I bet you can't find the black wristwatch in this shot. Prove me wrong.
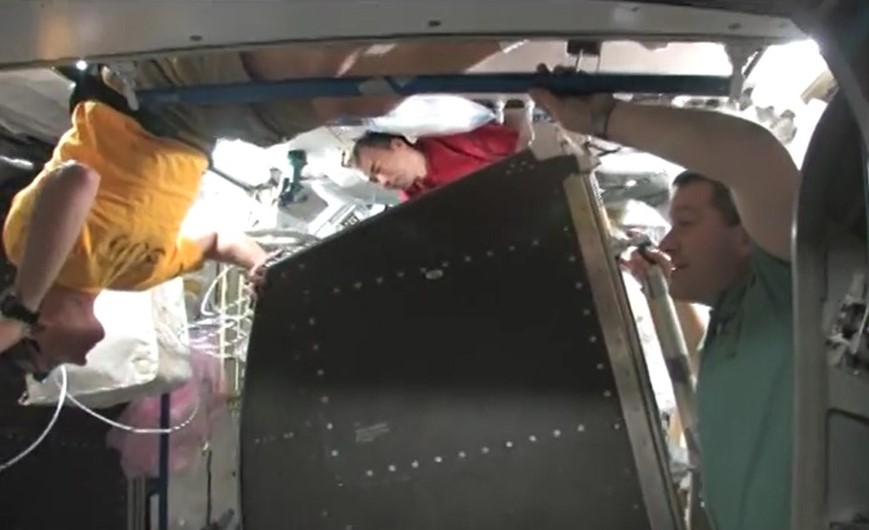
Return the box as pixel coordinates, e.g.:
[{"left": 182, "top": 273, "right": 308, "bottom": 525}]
[{"left": 0, "top": 290, "right": 40, "bottom": 326}]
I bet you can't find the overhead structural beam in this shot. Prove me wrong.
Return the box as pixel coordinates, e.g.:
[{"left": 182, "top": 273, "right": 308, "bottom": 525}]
[{"left": 136, "top": 72, "right": 731, "bottom": 106}]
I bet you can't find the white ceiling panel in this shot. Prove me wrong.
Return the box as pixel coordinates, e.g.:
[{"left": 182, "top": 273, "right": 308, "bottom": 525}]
[{"left": 0, "top": 1, "right": 803, "bottom": 68}]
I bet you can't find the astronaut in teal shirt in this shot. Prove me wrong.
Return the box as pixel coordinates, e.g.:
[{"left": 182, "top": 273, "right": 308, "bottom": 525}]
[
  {"left": 659, "top": 172, "right": 794, "bottom": 530},
  {"left": 531, "top": 84, "right": 800, "bottom": 530}
]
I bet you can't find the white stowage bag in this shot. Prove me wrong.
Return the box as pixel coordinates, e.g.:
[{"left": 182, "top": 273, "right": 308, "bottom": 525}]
[
  {"left": 365, "top": 95, "right": 496, "bottom": 140},
  {"left": 22, "top": 277, "right": 193, "bottom": 409}
]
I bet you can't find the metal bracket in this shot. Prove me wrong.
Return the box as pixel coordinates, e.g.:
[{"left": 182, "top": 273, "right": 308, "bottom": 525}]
[
  {"left": 826, "top": 272, "right": 869, "bottom": 371},
  {"left": 106, "top": 61, "right": 141, "bottom": 111},
  {"left": 529, "top": 122, "right": 600, "bottom": 172},
  {"left": 723, "top": 42, "right": 763, "bottom": 102},
  {"left": 565, "top": 40, "right": 603, "bottom": 72}
]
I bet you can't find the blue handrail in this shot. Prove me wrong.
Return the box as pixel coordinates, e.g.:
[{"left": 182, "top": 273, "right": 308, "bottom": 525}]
[{"left": 136, "top": 72, "right": 731, "bottom": 106}]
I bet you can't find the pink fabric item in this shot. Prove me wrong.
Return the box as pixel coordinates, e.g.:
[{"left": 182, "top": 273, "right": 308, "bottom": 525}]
[{"left": 106, "top": 335, "right": 228, "bottom": 479}]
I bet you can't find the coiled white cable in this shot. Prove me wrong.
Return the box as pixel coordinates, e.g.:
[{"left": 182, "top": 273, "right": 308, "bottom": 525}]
[
  {"left": 0, "top": 364, "right": 68, "bottom": 473},
  {"left": 0, "top": 247, "right": 280, "bottom": 473},
  {"left": 0, "top": 360, "right": 203, "bottom": 475},
  {"left": 0, "top": 230, "right": 307, "bottom": 470},
  {"left": 199, "top": 266, "right": 235, "bottom": 318},
  {"left": 64, "top": 390, "right": 201, "bottom": 435}
]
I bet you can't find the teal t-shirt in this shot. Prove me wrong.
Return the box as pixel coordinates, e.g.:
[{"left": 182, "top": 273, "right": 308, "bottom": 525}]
[{"left": 697, "top": 246, "right": 793, "bottom": 530}]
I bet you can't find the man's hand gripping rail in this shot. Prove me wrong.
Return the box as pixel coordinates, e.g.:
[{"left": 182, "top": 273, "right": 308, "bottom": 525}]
[{"left": 614, "top": 231, "right": 701, "bottom": 464}]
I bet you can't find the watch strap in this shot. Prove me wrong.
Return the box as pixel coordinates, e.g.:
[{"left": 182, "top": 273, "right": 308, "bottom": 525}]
[{"left": 0, "top": 290, "right": 39, "bottom": 326}]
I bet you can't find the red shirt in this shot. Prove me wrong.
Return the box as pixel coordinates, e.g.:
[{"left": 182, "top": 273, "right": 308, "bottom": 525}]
[{"left": 401, "top": 122, "right": 520, "bottom": 201}]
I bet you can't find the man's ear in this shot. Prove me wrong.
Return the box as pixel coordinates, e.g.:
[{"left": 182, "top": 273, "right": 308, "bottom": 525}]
[{"left": 390, "top": 138, "right": 406, "bottom": 150}]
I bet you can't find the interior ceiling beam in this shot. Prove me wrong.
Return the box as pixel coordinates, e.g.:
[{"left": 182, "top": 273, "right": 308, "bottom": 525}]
[
  {"left": 137, "top": 72, "right": 732, "bottom": 106},
  {"left": 0, "top": 1, "right": 804, "bottom": 69}
]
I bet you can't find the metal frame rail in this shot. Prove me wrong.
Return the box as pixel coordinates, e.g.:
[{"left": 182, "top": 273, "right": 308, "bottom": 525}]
[
  {"left": 792, "top": 2, "right": 869, "bottom": 529},
  {"left": 135, "top": 72, "right": 731, "bottom": 106}
]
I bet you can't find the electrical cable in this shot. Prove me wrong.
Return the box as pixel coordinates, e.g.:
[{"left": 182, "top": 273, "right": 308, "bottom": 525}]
[
  {"left": 0, "top": 356, "right": 202, "bottom": 476},
  {"left": 64, "top": 390, "right": 201, "bottom": 435},
  {"left": 0, "top": 232, "right": 313, "bottom": 472},
  {"left": 200, "top": 266, "right": 235, "bottom": 318},
  {"left": 0, "top": 364, "right": 67, "bottom": 473}
]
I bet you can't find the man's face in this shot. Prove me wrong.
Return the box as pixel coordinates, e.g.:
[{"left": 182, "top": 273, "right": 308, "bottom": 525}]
[
  {"left": 659, "top": 182, "right": 752, "bottom": 305},
  {"left": 355, "top": 140, "right": 428, "bottom": 190},
  {"left": 28, "top": 290, "right": 105, "bottom": 372}
]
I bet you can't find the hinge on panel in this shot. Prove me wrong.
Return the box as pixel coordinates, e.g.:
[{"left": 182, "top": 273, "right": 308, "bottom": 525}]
[{"left": 827, "top": 273, "right": 869, "bottom": 371}]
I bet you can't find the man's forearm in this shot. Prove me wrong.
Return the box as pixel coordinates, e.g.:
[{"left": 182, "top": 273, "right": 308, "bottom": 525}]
[
  {"left": 604, "top": 100, "right": 799, "bottom": 259},
  {"left": 504, "top": 106, "right": 534, "bottom": 151},
  {"left": 200, "top": 232, "right": 267, "bottom": 270},
  {"left": 315, "top": 40, "right": 506, "bottom": 122},
  {"left": 345, "top": 40, "right": 503, "bottom": 77},
  {"left": 14, "top": 163, "right": 99, "bottom": 310},
  {"left": 606, "top": 102, "right": 781, "bottom": 192}
]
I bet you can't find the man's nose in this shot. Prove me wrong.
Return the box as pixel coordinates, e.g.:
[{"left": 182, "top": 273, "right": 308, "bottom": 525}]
[
  {"left": 376, "top": 174, "right": 398, "bottom": 188},
  {"left": 659, "top": 230, "right": 677, "bottom": 253}
]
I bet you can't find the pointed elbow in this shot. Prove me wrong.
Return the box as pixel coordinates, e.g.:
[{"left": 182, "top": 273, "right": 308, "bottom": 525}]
[{"left": 50, "top": 162, "right": 100, "bottom": 200}]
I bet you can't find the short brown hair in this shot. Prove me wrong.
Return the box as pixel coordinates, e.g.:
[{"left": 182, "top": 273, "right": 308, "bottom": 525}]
[
  {"left": 672, "top": 170, "right": 741, "bottom": 226},
  {"left": 348, "top": 131, "right": 413, "bottom": 167}
]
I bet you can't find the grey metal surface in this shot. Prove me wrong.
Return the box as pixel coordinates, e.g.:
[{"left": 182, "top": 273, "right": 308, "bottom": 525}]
[
  {"left": 0, "top": 68, "right": 70, "bottom": 144},
  {"left": 638, "top": 267, "right": 705, "bottom": 530},
  {"left": 792, "top": 1, "right": 869, "bottom": 527},
  {"left": 562, "top": 163, "right": 682, "bottom": 530},
  {"left": 0, "top": 1, "right": 802, "bottom": 68},
  {"left": 240, "top": 150, "right": 679, "bottom": 530}
]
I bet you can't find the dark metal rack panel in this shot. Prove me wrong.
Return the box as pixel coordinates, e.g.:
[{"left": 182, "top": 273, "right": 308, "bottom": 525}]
[{"left": 241, "top": 151, "right": 677, "bottom": 530}]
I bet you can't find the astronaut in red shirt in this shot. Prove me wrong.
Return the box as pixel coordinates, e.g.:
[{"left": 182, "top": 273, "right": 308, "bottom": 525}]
[{"left": 349, "top": 104, "right": 533, "bottom": 201}]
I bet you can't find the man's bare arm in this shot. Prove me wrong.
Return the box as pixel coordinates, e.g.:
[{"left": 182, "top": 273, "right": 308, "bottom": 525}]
[
  {"left": 313, "top": 40, "right": 508, "bottom": 122},
  {"left": 14, "top": 163, "right": 99, "bottom": 311},
  {"left": 195, "top": 232, "right": 267, "bottom": 270},
  {"left": 243, "top": 42, "right": 368, "bottom": 82},
  {"left": 346, "top": 40, "right": 504, "bottom": 77},
  {"left": 606, "top": 103, "right": 799, "bottom": 261},
  {"left": 245, "top": 40, "right": 510, "bottom": 123},
  {"left": 531, "top": 88, "right": 800, "bottom": 261},
  {"left": 503, "top": 104, "right": 534, "bottom": 151}
]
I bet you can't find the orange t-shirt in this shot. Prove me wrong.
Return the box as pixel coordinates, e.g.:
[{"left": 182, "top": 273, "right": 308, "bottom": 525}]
[{"left": 3, "top": 101, "right": 209, "bottom": 293}]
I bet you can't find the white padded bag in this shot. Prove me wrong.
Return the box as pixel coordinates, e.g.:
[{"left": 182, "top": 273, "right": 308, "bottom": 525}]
[{"left": 22, "top": 277, "right": 193, "bottom": 409}]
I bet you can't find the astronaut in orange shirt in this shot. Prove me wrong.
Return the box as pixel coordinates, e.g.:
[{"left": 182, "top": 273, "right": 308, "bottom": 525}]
[{"left": 0, "top": 40, "right": 509, "bottom": 375}]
